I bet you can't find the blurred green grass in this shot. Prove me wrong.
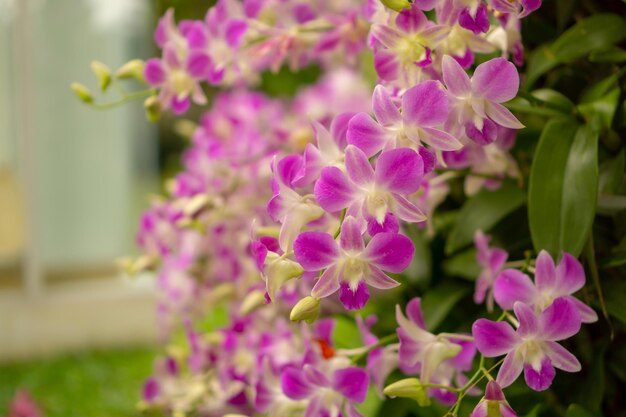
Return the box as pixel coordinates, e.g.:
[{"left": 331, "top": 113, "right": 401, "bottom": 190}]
[{"left": 0, "top": 348, "right": 155, "bottom": 417}]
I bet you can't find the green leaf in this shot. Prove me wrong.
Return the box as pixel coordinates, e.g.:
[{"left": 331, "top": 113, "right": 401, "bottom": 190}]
[
  {"left": 580, "top": 67, "right": 626, "bottom": 104},
  {"left": 421, "top": 282, "right": 469, "bottom": 330},
  {"left": 599, "top": 150, "right": 626, "bottom": 196},
  {"left": 446, "top": 181, "right": 526, "bottom": 254},
  {"left": 577, "top": 87, "right": 621, "bottom": 130},
  {"left": 589, "top": 47, "right": 626, "bottom": 63},
  {"left": 525, "top": 14, "right": 626, "bottom": 85},
  {"left": 566, "top": 404, "right": 599, "bottom": 417},
  {"left": 529, "top": 119, "right": 599, "bottom": 257},
  {"left": 332, "top": 315, "right": 362, "bottom": 349},
  {"left": 603, "top": 276, "right": 626, "bottom": 325},
  {"left": 442, "top": 248, "right": 480, "bottom": 281},
  {"left": 531, "top": 89, "right": 575, "bottom": 113},
  {"left": 578, "top": 348, "right": 606, "bottom": 412}
]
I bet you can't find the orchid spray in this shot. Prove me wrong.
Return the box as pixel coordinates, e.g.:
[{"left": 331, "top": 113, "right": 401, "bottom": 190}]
[{"left": 71, "top": 0, "right": 611, "bottom": 415}]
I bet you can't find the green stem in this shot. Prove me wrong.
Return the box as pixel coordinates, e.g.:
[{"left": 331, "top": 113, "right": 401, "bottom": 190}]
[
  {"left": 350, "top": 333, "right": 397, "bottom": 364},
  {"left": 333, "top": 209, "right": 347, "bottom": 239},
  {"left": 584, "top": 236, "right": 613, "bottom": 339},
  {"left": 87, "top": 89, "right": 153, "bottom": 110}
]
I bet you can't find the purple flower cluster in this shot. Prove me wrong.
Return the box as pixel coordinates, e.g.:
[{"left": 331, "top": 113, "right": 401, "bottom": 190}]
[{"left": 125, "top": 0, "right": 600, "bottom": 415}]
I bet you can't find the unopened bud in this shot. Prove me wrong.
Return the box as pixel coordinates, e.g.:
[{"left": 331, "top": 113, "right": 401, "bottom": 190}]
[
  {"left": 266, "top": 258, "right": 304, "bottom": 301},
  {"left": 70, "top": 82, "right": 93, "bottom": 103},
  {"left": 116, "top": 59, "right": 145, "bottom": 83},
  {"left": 144, "top": 95, "right": 161, "bottom": 122},
  {"left": 383, "top": 378, "right": 430, "bottom": 407},
  {"left": 380, "top": 0, "right": 413, "bottom": 12},
  {"left": 239, "top": 290, "right": 267, "bottom": 315},
  {"left": 290, "top": 296, "right": 320, "bottom": 323},
  {"left": 90, "top": 61, "right": 111, "bottom": 91}
]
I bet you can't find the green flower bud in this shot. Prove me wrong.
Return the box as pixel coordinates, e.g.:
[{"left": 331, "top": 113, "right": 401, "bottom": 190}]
[
  {"left": 239, "top": 290, "right": 267, "bottom": 315},
  {"left": 383, "top": 378, "right": 430, "bottom": 407},
  {"left": 70, "top": 82, "right": 94, "bottom": 103},
  {"left": 90, "top": 61, "right": 111, "bottom": 91},
  {"left": 380, "top": 0, "right": 413, "bottom": 12},
  {"left": 144, "top": 96, "right": 161, "bottom": 122},
  {"left": 115, "top": 59, "right": 145, "bottom": 83},
  {"left": 290, "top": 296, "right": 320, "bottom": 323}
]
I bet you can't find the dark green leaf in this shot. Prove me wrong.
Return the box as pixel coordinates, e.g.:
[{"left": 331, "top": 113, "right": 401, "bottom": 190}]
[
  {"left": 566, "top": 404, "right": 599, "bottom": 417},
  {"left": 577, "top": 87, "right": 621, "bottom": 130},
  {"left": 589, "top": 47, "right": 626, "bottom": 63},
  {"left": 421, "top": 282, "right": 469, "bottom": 330},
  {"left": 551, "top": 14, "right": 626, "bottom": 62},
  {"left": 578, "top": 348, "right": 606, "bottom": 412},
  {"left": 442, "top": 248, "right": 480, "bottom": 281},
  {"left": 531, "top": 89, "right": 575, "bottom": 113},
  {"left": 446, "top": 181, "right": 526, "bottom": 254},
  {"left": 580, "top": 67, "right": 626, "bottom": 104},
  {"left": 603, "top": 276, "right": 626, "bottom": 325},
  {"left": 599, "top": 150, "right": 625, "bottom": 195},
  {"left": 526, "top": 46, "right": 559, "bottom": 86},
  {"left": 528, "top": 119, "right": 599, "bottom": 257}
]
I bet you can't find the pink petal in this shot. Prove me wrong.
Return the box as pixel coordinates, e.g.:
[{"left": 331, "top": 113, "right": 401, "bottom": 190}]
[
  {"left": 370, "top": 24, "right": 401, "bottom": 48},
  {"left": 340, "top": 216, "right": 365, "bottom": 252},
  {"left": 345, "top": 145, "right": 375, "bottom": 186},
  {"left": 513, "top": 302, "right": 539, "bottom": 337},
  {"left": 493, "top": 269, "right": 536, "bottom": 310},
  {"left": 534, "top": 250, "right": 557, "bottom": 290},
  {"left": 339, "top": 281, "right": 370, "bottom": 310},
  {"left": 402, "top": 80, "right": 449, "bottom": 127},
  {"left": 485, "top": 102, "right": 525, "bottom": 129},
  {"left": 314, "top": 167, "right": 355, "bottom": 212},
  {"left": 303, "top": 364, "right": 331, "bottom": 386},
  {"left": 225, "top": 20, "right": 248, "bottom": 47},
  {"left": 144, "top": 59, "right": 166, "bottom": 85},
  {"left": 523, "top": 358, "right": 555, "bottom": 391},
  {"left": 544, "top": 341, "right": 581, "bottom": 372},
  {"left": 365, "top": 266, "right": 401, "bottom": 289},
  {"left": 392, "top": 194, "right": 427, "bottom": 223},
  {"left": 555, "top": 253, "right": 585, "bottom": 294},
  {"left": 395, "top": 5, "right": 428, "bottom": 33},
  {"left": 171, "top": 96, "right": 190, "bottom": 114},
  {"left": 405, "top": 298, "right": 427, "bottom": 329},
  {"left": 347, "top": 113, "right": 390, "bottom": 158},
  {"left": 472, "top": 58, "right": 520, "bottom": 103},
  {"left": 568, "top": 296, "right": 598, "bottom": 323},
  {"left": 442, "top": 55, "right": 471, "bottom": 97},
  {"left": 489, "top": 248, "right": 509, "bottom": 273},
  {"left": 420, "top": 127, "right": 463, "bottom": 151},
  {"left": 294, "top": 232, "right": 339, "bottom": 270},
  {"left": 472, "top": 319, "right": 518, "bottom": 357},
  {"left": 539, "top": 297, "right": 581, "bottom": 341},
  {"left": 496, "top": 350, "right": 524, "bottom": 388},
  {"left": 311, "top": 265, "right": 340, "bottom": 298},
  {"left": 330, "top": 112, "right": 355, "bottom": 149},
  {"left": 367, "top": 213, "right": 400, "bottom": 236},
  {"left": 465, "top": 118, "right": 498, "bottom": 145},
  {"left": 374, "top": 50, "right": 400, "bottom": 81},
  {"left": 332, "top": 367, "right": 369, "bottom": 403},
  {"left": 281, "top": 367, "right": 312, "bottom": 400},
  {"left": 373, "top": 85, "right": 401, "bottom": 127},
  {"left": 364, "top": 232, "right": 415, "bottom": 273},
  {"left": 375, "top": 148, "right": 423, "bottom": 194},
  {"left": 186, "top": 51, "right": 211, "bottom": 78}
]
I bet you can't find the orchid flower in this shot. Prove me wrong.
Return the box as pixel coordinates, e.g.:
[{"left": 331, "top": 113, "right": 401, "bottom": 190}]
[
  {"left": 494, "top": 250, "right": 598, "bottom": 323},
  {"left": 314, "top": 145, "right": 426, "bottom": 225},
  {"left": 490, "top": 0, "right": 542, "bottom": 18},
  {"left": 442, "top": 55, "right": 524, "bottom": 145},
  {"left": 470, "top": 381, "right": 517, "bottom": 417},
  {"left": 294, "top": 216, "right": 414, "bottom": 310},
  {"left": 347, "top": 81, "right": 462, "bottom": 156},
  {"left": 455, "top": 0, "right": 490, "bottom": 34},
  {"left": 473, "top": 298, "right": 582, "bottom": 391},
  {"left": 395, "top": 298, "right": 473, "bottom": 390},
  {"left": 371, "top": 4, "right": 450, "bottom": 85},
  {"left": 293, "top": 121, "right": 346, "bottom": 187},
  {"left": 474, "top": 230, "right": 508, "bottom": 311}
]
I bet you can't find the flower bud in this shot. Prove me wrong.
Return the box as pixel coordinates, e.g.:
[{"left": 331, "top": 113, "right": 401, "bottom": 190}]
[
  {"left": 90, "top": 61, "right": 111, "bottom": 91},
  {"left": 115, "top": 59, "right": 145, "bottom": 83},
  {"left": 70, "top": 83, "right": 93, "bottom": 103},
  {"left": 290, "top": 296, "right": 320, "bottom": 323},
  {"left": 265, "top": 258, "right": 304, "bottom": 302},
  {"left": 380, "top": 0, "right": 413, "bottom": 12},
  {"left": 144, "top": 96, "right": 161, "bottom": 122},
  {"left": 239, "top": 290, "right": 267, "bottom": 315},
  {"left": 383, "top": 378, "right": 430, "bottom": 407}
]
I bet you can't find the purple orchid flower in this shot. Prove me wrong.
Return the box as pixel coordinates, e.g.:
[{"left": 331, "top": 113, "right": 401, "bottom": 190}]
[
  {"left": 293, "top": 120, "right": 346, "bottom": 188},
  {"left": 493, "top": 250, "right": 598, "bottom": 323},
  {"left": 470, "top": 381, "right": 517, "bottom": 417},
  {"left": 474, "top": 230, "right": 508, "bottom": 311},
  {"left": 294, "top": 216, "right": 414, "bottom": 310},
  {"left": 347, "top": 82, "right": 462, "bottom": 156},
  {"left": 456, "top": 0, "right": 490, "bottom": 34},
  {"left": 370, "top": 4, "right": 450, "bottom": 84},
  {"left": 281, "top": 363, "right": 369, "bottom": 417},
  {"left": 144, "top": 45, "right": 212, "bottom": 114},
  {"left": 473, "top": 298, "right": 582, "bottom": 391},
  {"left": 356, "top": 315, "right": 399, "bottom": 395},
  {"left": 396, "top": 298, "right": 475, "bottom": 391},
  {"left": 490, "top": 0, "right": 542, "bottom": 18},
  {"left": 314, "top": 145, "right": 426, "bottom": 225},
  {"left": 442, "top": 55, "right": 524, "bottom": 145}
]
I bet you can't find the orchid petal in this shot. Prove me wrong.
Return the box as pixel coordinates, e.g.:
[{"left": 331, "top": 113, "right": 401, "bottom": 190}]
[
  {"left": 485, "top": 102, "right": 525, "bottom": 129},
  {"left": 315, "top": 167, "right": 355, "bottom": 212},
  {"left": 442, "top": 55, "right": 471, "bottom": 97},
  {"left": 375, "top": 148, "right": 423, "bottom": 194},
  {"left": 345, "top": 145, "right": 375, "bottom": 186},
  {"left": 472, "top": 319, "right": 518, "bottom": 357},
  {"left": 496, "top": 350, "right": 524, "bottom": 388},
  {"left": 366, "top": 265, "right": 401, "bottom": 289},
  {"left": 364, "top": 232, "right": 414, "bottom": 273},
  {"left": 311, "top": 265, "right": 340, "bottom": 298},
  {"left": 493, "top": 269, "right": 536, "bottom": 310},
  {"left": 347, "top": 113, "right": 390, "bottom": 157},
  {"left": 294, "top": 232, "right": 339, "bottom": 270},
  {"left": 544, "top": 341, "right": 581, "bottom": 372},
  {"left": 472, "top": 58, "right": 519, "bottom": 103},
  {"left": 373, "top": 85, "right": 401, "bottom": 127},
  {"left": 402, "top": 80, "right": 449, "bottom": 127},
  {"left": 539, "top": 297, "right": 581, "bottom": 341}
]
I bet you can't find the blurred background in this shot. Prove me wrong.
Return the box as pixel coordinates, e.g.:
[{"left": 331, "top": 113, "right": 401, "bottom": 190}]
[{"left": 0, "top": 0, "right": 205, "bottom": 415}]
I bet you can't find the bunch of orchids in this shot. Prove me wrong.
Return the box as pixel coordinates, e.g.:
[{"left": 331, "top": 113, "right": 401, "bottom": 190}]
[{"left": 73, "top": 0, "right": 607, "bottom": 416}]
